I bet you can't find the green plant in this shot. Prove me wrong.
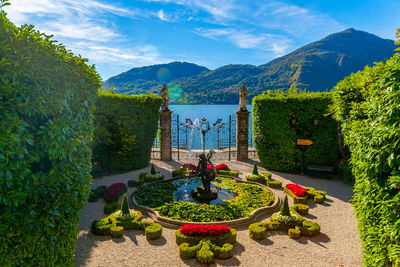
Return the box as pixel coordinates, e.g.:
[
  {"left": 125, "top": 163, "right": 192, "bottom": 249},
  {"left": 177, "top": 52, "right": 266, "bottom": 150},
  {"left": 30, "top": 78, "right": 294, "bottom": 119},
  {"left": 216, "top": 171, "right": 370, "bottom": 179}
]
[
  {"left": 172, "top": 169, "right": 184, "bottom": 177},
  {"left": 110, "top": 226, "right": 124, "bottom": 238},
  {"left": 288, "top": 227, "right": 301, "bottom": 239},
  {"left": 0, "top": 11, "right": 101, "bottom": 266},
  {"left": 121, "top": 194, "right": 130, "bottom": 215},
  {"left": 150, "top": 164, "right": 156, "bottom": 175},
  {"left": 104, "top": 202, "right": 121, "bottom": 214},
  {"left": 252, "top": 91, "right": 341, "bottom": 172},
  {"left": 252, "top": 163, "right": 259, "bottom": 175},
  {"left": 248, "top": 222, "right": 267, "bottom": 240},
  {"left": 128, "top": 179, "right": 144, "bottom": 187},
  {"left": 216, "top": 170, "right": 239, "bottom": 177},
  {"left": 145, "top": 223, "right": 163, "bottom": 239},
  {"left": 178, "top": 239, "right": 234, "bottom": 264},
  {"left": 280, "top": 196, "right": 291, "bottom": 216},
  {"left": 291, "top": 204, "right": 309, "bottom": 215},
  {"left": 93, "top": 92, "right": 161, "bottom": 174}
]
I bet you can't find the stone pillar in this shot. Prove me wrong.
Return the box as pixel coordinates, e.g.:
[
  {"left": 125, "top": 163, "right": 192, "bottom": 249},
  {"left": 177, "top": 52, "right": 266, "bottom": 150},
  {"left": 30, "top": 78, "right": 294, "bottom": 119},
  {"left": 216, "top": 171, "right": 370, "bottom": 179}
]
[
  {"left": 160, "top": 110, "right": 172, "bottom": 161},
  {"left": 236, "top": 109, "right": 250, "bottom": 161}
]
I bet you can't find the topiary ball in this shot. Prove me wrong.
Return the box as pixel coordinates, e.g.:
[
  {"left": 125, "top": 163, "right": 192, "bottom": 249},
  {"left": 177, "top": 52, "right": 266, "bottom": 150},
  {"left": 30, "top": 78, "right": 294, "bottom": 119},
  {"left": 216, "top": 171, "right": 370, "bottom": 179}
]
[
  {"left": 110, "top": 226, "right": 124, "bottom": 238},
  {"left": 145, "top": 223, "right": 163, "bottom": 239},
  {"left": 288, "top": 228, "right": 301, "bottom": 239},
  {"left": 314, "top": 195, "right": 325, "bottom": 203}
]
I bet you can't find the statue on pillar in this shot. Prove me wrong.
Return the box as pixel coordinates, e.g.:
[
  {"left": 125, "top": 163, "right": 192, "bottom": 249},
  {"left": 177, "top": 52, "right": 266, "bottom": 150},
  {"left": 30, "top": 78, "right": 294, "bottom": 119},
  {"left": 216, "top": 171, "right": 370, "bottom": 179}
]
[
  {"left": 160, "top": 84, "right": 169, "bottom": 111},
  {"left": 239, "top": 84, "right": 248, "bottom": 111}
]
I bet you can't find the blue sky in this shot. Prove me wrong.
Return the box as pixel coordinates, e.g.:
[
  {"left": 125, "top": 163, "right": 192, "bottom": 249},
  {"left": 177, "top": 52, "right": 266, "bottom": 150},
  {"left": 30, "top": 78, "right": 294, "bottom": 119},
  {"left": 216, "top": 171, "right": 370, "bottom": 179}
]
[{"left": 5, "top": 0, "right": 400, "bottom": 80}]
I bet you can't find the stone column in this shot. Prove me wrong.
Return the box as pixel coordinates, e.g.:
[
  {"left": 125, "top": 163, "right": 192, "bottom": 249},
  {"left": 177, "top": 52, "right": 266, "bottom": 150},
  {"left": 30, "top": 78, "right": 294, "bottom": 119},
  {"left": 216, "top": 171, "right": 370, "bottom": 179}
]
[
  {"left": 236, "top": 109, "right": 250, "bottom": 161},
  {"left": 160, "top": 110, "right": 172, "bottom": 161}
]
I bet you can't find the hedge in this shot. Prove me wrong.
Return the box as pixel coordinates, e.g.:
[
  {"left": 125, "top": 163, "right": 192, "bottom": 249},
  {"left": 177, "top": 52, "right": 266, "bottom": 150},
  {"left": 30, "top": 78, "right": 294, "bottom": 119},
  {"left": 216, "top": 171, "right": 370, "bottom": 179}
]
[
  {"left": 93, "top": 92, "right": 161, "bottom": 174},
  {"left": 0, "top": 10, "right": 101, "bottom": 266},
  {"left": 252, "top": 90, "right": 341, "bottom": 172},
  {"left": 332, "top": 52, "right": 400, "bottom": 266}
]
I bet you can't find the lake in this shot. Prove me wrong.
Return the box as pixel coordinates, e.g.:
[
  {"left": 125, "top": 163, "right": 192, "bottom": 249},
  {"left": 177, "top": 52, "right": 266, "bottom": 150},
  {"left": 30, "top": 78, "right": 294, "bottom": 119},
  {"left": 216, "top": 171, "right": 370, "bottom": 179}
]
[{"left": 164, "top": 104, "right": 253, "bottom": 150}]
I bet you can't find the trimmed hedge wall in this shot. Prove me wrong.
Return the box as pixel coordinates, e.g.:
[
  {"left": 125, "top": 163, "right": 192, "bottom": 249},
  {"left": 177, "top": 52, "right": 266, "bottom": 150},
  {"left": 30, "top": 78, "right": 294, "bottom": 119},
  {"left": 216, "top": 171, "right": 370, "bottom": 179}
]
[
  {"left": 332, "top": 52, "right": 400, "bottom": 266},
  {"left": 0, "top": 12, "right": 101, "bottom": 266},
  {"left": 93, "top": 92, "right": 161, "bottom": 174},
  {"left": 252, "top": 91, "right": 341, "bottom": 172}
]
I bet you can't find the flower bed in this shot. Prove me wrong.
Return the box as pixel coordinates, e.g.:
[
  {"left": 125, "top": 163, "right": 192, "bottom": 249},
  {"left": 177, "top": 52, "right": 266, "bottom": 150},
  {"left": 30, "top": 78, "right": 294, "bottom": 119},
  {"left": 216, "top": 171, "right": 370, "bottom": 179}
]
[
  {"left": 286, "top": 184, "right": 307, "bottom": 197},
  {"left": 176, "top": 224, "right": 236, "bottom": 263},
  {"left": 181, "top": 163, "right": 197, "bottom": 171},
  {"left": 215, "top": 164, "right": 229, "bottom": 171},
  {"left": 134, "top": 177, "right": 274, "bottom": 222},
  {"left": 180, "top": 224, "right": 231, "bottom": 237},
  {"left": 104, "top": 183, "right": 127, "bottom": 203}
]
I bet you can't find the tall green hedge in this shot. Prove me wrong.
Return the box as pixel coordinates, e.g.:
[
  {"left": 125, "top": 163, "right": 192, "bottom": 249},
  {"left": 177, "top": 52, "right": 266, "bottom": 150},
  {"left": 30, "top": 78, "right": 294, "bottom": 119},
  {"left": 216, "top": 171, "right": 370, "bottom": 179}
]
[
  {"left": 332, "top": 52, "right": 400, "bottom": 266},
  {"left": 93, "top": 92, "right": 161, "bottom": 174},
  {"left": 0, "top": 12, "right": 101, "bottom": 266},
  {"left": 252, "top": 90, "right": 341, "bottom": 172}
]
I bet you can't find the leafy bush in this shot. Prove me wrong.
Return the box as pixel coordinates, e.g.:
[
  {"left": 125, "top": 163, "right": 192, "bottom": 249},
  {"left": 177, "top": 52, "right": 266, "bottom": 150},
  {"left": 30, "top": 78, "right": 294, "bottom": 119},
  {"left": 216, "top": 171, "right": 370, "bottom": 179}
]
[
  {"left": 104, "top": 202, "right": 121, "bottom": 215},
  {"left": 332, "top": 52, "right": 400, "bottom": 266},
  {"left": 216, "top": 170, "right": 239, "bottom": 177},
  {"left": 0, "top": 10, "right": 101, "bottom": 266},
  {"left": 128, "top": 179, "right": 144, "bottom": 187},
  {"left": 93, "top": 92, "right": 161, "bottom": 174},
  {"left": 104, "top": 183, "right": 127, "bottom": 203},
  {"left": 252, "top": 90, "right": 341, "bottom": 172}
]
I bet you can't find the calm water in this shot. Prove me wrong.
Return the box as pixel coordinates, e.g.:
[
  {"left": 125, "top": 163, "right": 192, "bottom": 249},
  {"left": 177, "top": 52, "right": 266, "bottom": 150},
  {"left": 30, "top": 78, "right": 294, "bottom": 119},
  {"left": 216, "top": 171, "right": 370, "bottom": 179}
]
[
  {"left": 172, "top": 177, "right": 236, "bottom": 205},
  {"left": 167, "top": 104, "right": 253, "bottom": 149}
]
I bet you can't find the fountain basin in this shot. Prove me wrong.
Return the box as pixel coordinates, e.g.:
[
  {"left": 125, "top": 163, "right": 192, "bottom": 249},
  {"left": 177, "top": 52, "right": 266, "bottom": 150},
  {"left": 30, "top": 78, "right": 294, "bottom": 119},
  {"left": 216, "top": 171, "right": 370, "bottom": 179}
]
[{"left": 131, "top": 175, "right": 281, "bottom": 229}]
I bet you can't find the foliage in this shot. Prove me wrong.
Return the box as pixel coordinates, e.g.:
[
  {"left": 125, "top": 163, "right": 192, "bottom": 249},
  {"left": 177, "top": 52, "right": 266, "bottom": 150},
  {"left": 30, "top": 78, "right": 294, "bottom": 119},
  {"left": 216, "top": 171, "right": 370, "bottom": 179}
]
[
  {"left": 150, "top": 164, "right": 156, "bottom": 175},
  {"left": 179, "top": 239, "right": 233, "bottom": 264},
  {"left": 252, "top": 163, "right": 259, "bottom": 175},
  {"left": 134, "top": 177, "right": 274, "bottom": 222},
  {"left": 280, "top": 196, "right": 291, "bottom": 216},
  {"left": 104, "top": 183, "right": 127, "bottom": 203},
  {"left": 104, "top": 202, "right": 121, "bottom": 215},
  {"left": 252, "top": 90, "right": 341, "bottom": 172},
  {"left": 121, "top": 194, "right": 130, "bottom": 215},
  {"left": 107, "top": 29, "right": 396, "bottom": 104},
  {"left": 0, "top": 11, "right": 101, "bottom": 266},
  {"left": 179, "top": 224, "right": 231, "bottom": 237},
  {"left": 127, "top": 179, "right": 144, "bottom": 187},
  {"left": 286, "top": 184, "right": 307, "bottom": 197},
  {"left": 176, "top": 228, "right": 237, "bottom": 247},
  {"left": 332, "top": 51, "right": 400, "bottom": 266},
  {"left": 93, "top": 92, "right": 161, "bottom": 174}
]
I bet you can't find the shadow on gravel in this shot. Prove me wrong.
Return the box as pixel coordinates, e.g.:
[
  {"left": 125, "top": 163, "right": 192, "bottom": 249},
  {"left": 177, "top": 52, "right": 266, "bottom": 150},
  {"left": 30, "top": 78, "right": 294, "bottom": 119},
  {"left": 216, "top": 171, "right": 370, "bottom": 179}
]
[
  {"left": 74, "top": 231, "right": 110, "bottom": 266},
  {"left": 294, "top": 232, "right": 331, "bottom": 248}
]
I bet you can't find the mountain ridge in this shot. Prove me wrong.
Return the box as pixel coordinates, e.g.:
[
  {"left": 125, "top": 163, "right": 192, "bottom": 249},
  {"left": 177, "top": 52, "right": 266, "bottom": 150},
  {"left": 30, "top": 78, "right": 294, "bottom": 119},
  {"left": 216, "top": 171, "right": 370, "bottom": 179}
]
[{"left": 106, "top": 28, "right": 396, "bottom": 104}]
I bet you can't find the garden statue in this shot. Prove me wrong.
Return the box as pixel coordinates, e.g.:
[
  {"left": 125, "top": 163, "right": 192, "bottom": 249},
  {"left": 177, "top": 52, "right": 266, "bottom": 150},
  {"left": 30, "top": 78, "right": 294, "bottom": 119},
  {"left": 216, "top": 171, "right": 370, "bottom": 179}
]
[
  {"left": 160, "top": 84, "right": 169, "bottom": 111},
  {"left": 239, "top": 84, "right": 248, "bottom": 111},
  {"left": 192, "top": 150, "right": 217, "bottom": 201}
]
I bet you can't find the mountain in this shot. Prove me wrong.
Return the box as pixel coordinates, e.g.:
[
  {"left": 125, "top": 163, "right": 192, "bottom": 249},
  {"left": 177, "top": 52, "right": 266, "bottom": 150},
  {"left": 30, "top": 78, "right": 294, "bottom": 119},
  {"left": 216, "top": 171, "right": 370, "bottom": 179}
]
[
  {"left": 105, "top": 61, "right": 209, "bottom": 95},
  {"left": 106, "top": 29, "right": 396, "bottom": 104}
]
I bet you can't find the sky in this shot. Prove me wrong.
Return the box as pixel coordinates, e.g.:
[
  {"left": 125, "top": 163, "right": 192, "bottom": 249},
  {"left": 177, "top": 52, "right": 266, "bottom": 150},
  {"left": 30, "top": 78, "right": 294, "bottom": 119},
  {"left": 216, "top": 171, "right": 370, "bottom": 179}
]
[{"left": 4, "top": 0, "right": 400, "bottom": 80}]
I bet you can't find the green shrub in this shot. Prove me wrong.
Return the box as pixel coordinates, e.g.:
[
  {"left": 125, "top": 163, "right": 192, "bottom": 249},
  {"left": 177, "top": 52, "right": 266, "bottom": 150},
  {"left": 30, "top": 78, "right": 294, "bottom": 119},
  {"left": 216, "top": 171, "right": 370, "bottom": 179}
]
[
  {"left": 216, "top": 170, "right": 239, "bottom": 177},
  {"left": 175, "top": 229, "right": 237, "bottom": 246},
  {"left": 245, "top": 173, "right": 265, "bottom": 183},
  {"left": 172, "top": 169, "right": 184, "bottom": 177},
  {"left": 143, "top": 173, "right": 164, "bottom": 182},
  {"left": 91, "top": 219, "right": 112, "bottom": 235},
  {"left": 89, "top": 189, "right": 100, "bottom": 202},
  {"left": 196, "top": 240, "right": 214, "bottom": 264},
  {"left": 179, "top": 242, "right": 200, "bottom": 258},
  {"left": 291, "top": 204, "right": 309, "bottom": 215},
  {"left": 284, "top": 186, "right": 307, "bottom": 204},
  {"left": 93, "top": 92, "right": 161, "bottom": 174},
  {"left": 128, "top": 179, "right": 144, "bottom": 187},
  {"left": 248, "top": 222, "right": 267, "bottom": 240},
  {"left": 314, "top": 195, "right": 325, "bottom": 203},
  {"left": 121, "top": 194, "right": 130, "bottom": 215},
  {"left": 252, "top": 163, "right": 259, "bottom": 175},
  {"left": 0, "top": 10, "right": 101, "bottom": 265},
  {"left": 104, "top": 184, "right": 127, "bottom": 203},
  {"left": 252, "top": 90, "right": 341, "bottom": 172},
  {"left": 145, "top": 223, "right": 163, "bottom": 239},
  {"left": 179, "top": 239, "right": 233, "bottom": 264},
  {"left": 305, "top": 187, "right": 326, "bottom": 203},
  {"left": 261, "top": 172, "right": 282, "bottom": 188},
  {"left": 104, "top": 202, "right": 121, "bottom": 215},
  {"left": 288, "top": 227, "right": 301, "bottom": 239},
  {"left": 110, "top": 226, "right": 124, "bottom": 238},
  {"left": 270, "top": 212, "right": 300, "bottom": 229},
  {"left": 280, "top": 196, "right": 291, "bottom": 216},
  {"left": 299, "top": 221, "right": 320, "bottom": 237}
]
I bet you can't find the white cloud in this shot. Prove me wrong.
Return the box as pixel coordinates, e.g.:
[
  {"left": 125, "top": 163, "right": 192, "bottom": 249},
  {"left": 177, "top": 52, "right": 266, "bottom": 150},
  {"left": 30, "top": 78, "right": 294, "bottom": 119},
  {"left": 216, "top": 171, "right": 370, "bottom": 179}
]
[
  {"left": 157, "top": 9, "right": 169, "bottom": 21},
  {"left": 195, "top": 28, "right": 291, "bottom": 56}
]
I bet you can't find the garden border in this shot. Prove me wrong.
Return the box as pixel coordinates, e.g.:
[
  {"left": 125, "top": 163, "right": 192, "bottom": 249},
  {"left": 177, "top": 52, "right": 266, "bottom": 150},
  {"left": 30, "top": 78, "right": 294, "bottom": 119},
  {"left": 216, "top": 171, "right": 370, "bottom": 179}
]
[{"left": 130, "top": 175, "right": 281, "bottom": 229}]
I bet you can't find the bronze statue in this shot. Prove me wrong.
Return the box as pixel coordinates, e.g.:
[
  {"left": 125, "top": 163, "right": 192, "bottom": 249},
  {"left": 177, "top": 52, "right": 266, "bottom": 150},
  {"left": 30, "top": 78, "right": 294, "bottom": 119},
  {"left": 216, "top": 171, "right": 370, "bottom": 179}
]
[
  {"left": 239, "top": 84, "right": 248, "bottom": 111},
  {"left": 192, "top": 150, "right": 217, "bottom": 201},
  {"left": 160, "top": 84, "right": 169, "bottom": 111}
]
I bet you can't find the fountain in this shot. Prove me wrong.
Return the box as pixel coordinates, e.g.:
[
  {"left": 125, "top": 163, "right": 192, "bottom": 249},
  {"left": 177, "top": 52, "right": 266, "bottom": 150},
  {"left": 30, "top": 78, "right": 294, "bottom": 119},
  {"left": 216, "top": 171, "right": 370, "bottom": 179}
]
[{"left": 190, "top": 150, "right": 218, "bottom": 202}]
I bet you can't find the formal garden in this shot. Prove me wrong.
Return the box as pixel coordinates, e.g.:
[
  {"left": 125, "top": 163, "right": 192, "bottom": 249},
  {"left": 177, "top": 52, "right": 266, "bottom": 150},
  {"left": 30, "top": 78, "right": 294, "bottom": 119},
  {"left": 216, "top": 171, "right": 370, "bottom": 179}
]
[{"left": 1, "top": 2, "right": 400, "bottom": 266}]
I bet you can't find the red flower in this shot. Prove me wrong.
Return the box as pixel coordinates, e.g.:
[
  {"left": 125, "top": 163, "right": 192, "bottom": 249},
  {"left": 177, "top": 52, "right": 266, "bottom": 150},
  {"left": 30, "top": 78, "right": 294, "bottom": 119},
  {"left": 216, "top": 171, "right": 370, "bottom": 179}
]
[
  {"left": 106, "top": 183, "right": 126, "bottom": 197},
  {"left": 215, "top": 163, "right": 229, "bottom": 171},
  {"left": 286, "top": 183, "right": 307, "bottom": 197},
  {"left": 207, "top": 163, "right": 213, "bottom": 171},
  {"left": 181, "top": 163, "right": 197, "bottom": 171},
  {"left": 179, "top": 224, "right": 231, "bottom": 237}
]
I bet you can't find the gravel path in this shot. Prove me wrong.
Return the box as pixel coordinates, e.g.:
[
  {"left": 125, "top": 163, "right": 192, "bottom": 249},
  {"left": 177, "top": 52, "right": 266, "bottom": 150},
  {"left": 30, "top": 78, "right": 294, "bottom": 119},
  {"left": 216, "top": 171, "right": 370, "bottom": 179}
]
[{"left": 75, "top": 159, "right": 362, "bottom": 267}]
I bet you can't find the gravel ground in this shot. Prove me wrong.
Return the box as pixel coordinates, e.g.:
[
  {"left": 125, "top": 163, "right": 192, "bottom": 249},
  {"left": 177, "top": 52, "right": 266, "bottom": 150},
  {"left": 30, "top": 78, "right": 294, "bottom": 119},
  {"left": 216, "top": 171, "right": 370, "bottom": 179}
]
[{"left": 75, "top": 159, "right": 362, "bottom": 267}]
